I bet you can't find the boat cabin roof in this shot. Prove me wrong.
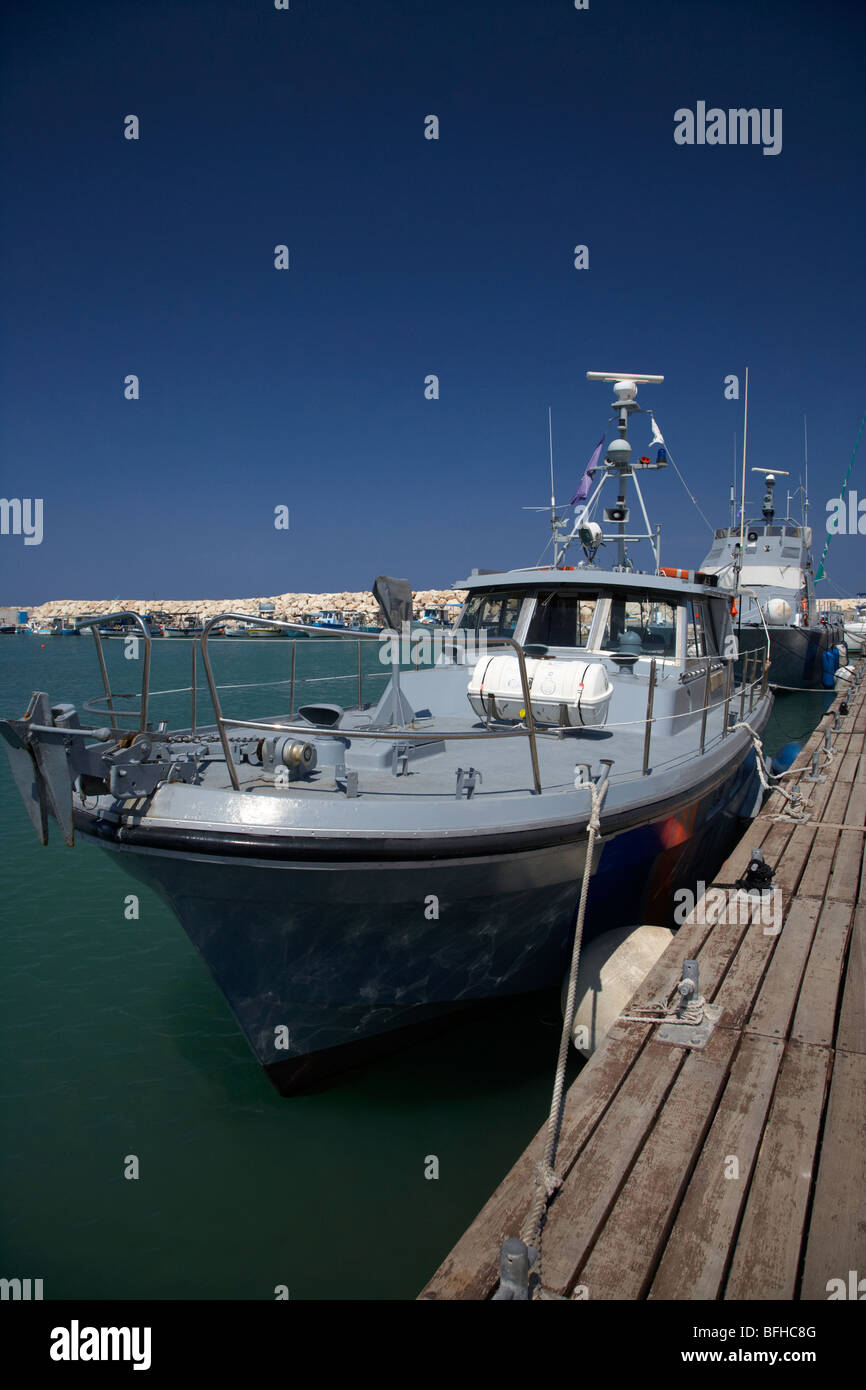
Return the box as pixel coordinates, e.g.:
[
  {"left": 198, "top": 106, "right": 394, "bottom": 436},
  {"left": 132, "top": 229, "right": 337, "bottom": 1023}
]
[{"left": 454, "top": 566, "right": 723, "bottom": 600}]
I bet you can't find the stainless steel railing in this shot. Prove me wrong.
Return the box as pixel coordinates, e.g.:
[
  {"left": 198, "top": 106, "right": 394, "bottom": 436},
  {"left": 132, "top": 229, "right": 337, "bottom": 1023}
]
[
  {"left": 641, "top": 651, "right": 768, "bottom": 775},
  {"left": 70, "top": 612, "right": 769, "bottom": 798},
  {"left": 199, "top": 613, "right": 543, "bottom": 795},
  {"left": 77, "top": 612, "right": 153, "bottom": 731}
]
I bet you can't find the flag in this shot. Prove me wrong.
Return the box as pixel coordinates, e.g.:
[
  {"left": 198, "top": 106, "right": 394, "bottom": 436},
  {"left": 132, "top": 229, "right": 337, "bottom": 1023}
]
[
  {"left": 570, "top": 435, "right": 605, "bottom": 506},
  {"left": 650, "top": 416, "right": 665, "bottom": 446}
]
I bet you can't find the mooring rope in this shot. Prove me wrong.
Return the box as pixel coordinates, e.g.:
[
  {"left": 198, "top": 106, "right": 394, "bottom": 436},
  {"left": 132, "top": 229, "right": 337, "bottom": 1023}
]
[{"left": 517, "top": 776, "right": 608, "bottom": 1292}]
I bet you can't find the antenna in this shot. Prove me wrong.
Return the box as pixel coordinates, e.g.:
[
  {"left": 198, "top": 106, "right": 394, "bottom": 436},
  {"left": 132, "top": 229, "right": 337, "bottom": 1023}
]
[
  {"left": 523, "top": 409, "right": 569, "bottom": 566},
  {"left": 548, "top": 407, "right": 555, "bottom": 508},
  {"left": 548, "top": 407, "right": 557, "bottom": 560},
  {"left": 803, "top": 414, "right": 809, "bottom": 532},
  {"left": 739, "top": 367, "right": 749, "bottom": 555}
]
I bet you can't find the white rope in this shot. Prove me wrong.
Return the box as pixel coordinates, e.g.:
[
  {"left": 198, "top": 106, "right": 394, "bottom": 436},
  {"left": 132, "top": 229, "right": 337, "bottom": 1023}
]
[
  {"left": 619, "top": 992, "right": 707, "bottom": 1027},
  {"left": 515, "top": 777, "right": 608, "bottom": 1296}
]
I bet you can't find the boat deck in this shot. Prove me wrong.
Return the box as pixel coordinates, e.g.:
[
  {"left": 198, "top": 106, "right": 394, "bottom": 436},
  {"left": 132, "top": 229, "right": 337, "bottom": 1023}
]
[{"left": 419, "top": 668, "right": 866, "bottom": 1300}]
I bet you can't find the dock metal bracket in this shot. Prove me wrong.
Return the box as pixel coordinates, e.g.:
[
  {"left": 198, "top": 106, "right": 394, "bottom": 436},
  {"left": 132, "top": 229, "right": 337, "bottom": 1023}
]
[
  {"left": 805, "top": 750, "right": 826, "bottom": 783},
  {"left": 778, "top": 783, "right": 810, "bottom": 823},
  {"left": 655, "top": 959, "right": 721, "bottom": 1050},
  {"left": 455, "top": 766, "right": 482, "bottom": 800},
  {"left": 491, "top": 1237, "right": 539, "bottom": 1300},
  {"left": 737, "top": 846, "right": 775, "bottom": 893}
]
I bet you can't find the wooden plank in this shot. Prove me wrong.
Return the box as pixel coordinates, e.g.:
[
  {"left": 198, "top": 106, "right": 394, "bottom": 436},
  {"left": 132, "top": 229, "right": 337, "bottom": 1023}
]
[
  {"left": 826, "top": 825, "right": 864, "bottom": 903},
  {"left": 649, "top": 1034, "right": 784, "bottom": 1300},
  {"left": 797, "top": 825, "right": 842, "bottom": 900},
  {"left": 837, "top": 734, "right": 864, "bottom": 782},
  {"left": 772, "top": 824, "right": 817, "bottom": 897},
  {"left": 724, "top": 1041, "right": 830, "bottom": 1300},
  {"left": 418, "top": 1020, "right": 651, "bottom": 1300},
  {"left": 843, "top": 779, "right": 866, "bottom": 828},
  {"left": 538, "top": 1039, "right": 686, "bottom": 1296},
  {"left": 574, "top": 1028, "right": 739, "bottom": 1300},
  {"left": 708, "top": 894, "right": 787, "bottom": 1030},
  {"left": 836, "top": 905, "right": 866, "bottom": 1056},
  {"left": 800, "top": 1050, "right": 866, "bottom": 1300},
  {"left": 790, "top": 901, "right": 853, "bottom": 1048},
  {"left": 840, "top": 780, "right": 866, "bottom": 915},
  {"left": 745, "top": 898, "right": 822, "bottom": 1040}
]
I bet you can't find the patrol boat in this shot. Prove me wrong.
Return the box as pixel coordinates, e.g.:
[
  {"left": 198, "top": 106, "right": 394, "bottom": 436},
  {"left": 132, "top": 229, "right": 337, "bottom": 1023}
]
[
  {"left": 1, "top": 373, "right": 773, "bottom": 1093},
  {"left": 699, "top": 468, "right": 842, "bottom": 689}
]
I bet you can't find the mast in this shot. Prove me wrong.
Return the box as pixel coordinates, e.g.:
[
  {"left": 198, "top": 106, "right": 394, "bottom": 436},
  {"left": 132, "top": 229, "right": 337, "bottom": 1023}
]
[
  {"left": 752, "top": 467, "right": 788, "bottom": 528},
  {"left": 579, "top": 372, "right": 665, "bottom": 570},
  {"left": 739, "top": 367, "right": 749, "bottom": 555},
  {"left": 803, "top": 414, "right": 809, "bottom": 534},
  {"left": 548, "top": 407, "right": 559, "bottom": 565}
]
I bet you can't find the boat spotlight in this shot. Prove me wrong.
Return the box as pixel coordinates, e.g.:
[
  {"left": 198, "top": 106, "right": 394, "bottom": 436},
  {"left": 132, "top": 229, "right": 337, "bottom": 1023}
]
[{"left": 578, "top": 519, "right": 603, "bottom": 559}]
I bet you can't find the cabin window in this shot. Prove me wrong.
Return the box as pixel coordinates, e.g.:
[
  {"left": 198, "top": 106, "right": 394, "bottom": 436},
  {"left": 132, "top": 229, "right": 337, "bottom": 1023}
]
[
  {"left": 526, "top": 591, "right": 598, "bottom": 647},
  {"left": 599, "top": 595, "right": 678, "bottom": 657},
  {"left": 459, "top": 591, "right": 525, "bottom": 638},
  {"left": 686, "top": 599, "right": 719, "bottom": 665}
]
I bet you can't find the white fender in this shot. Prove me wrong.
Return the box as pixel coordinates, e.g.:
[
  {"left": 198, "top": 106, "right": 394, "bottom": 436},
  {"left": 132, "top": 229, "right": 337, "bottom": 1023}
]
[{"left": 562, "top": 923, "right": 675, "bottom": 1057}]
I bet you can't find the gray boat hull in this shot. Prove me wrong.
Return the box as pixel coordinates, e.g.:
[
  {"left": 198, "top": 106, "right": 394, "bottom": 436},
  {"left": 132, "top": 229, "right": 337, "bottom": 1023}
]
[{"left": 86, "top": 743, "right": 764, "bottom": 1093}]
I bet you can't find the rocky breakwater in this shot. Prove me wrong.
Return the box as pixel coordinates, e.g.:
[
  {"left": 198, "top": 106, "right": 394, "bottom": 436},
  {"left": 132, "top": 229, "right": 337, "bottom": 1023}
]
[{"left": 28, "top": 589, "right": 467, "bottom": 627}]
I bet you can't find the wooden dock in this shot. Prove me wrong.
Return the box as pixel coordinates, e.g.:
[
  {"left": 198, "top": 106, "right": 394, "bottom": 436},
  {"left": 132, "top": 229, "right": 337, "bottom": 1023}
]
[{"left": 420, "top": 673, "right": 866, "bottom": 1301}]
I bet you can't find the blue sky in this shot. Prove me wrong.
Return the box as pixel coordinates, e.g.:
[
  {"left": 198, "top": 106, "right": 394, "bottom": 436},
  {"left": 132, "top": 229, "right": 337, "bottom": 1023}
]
[{"left": 2, "top": 0, "right": 865, "bottom": 604}]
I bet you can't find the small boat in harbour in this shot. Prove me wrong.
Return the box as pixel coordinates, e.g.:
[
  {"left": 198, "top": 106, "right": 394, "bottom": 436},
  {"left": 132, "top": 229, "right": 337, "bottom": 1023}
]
[
  {"left": 844, "top": 604, "right": 866, "bottom": 654},
  {"left": 163, "top": 614, "right": 204, "bottom": 638},
  {"left": 0, "top": 372, "right": 774, "bottom": 1094},
  {"left": 282, "top": 609, "right": 380, "bottom": 638}
]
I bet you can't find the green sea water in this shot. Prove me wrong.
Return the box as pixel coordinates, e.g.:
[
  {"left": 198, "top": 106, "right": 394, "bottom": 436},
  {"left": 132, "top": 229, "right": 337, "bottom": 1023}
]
[{"left": 0, "top": 636, "right": 832, "bottom": 1299}]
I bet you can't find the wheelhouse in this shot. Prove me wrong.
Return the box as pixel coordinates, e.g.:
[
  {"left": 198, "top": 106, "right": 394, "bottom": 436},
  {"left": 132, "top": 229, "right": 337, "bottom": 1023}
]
[{"left": 453, "top": 570, "right": 732, "bottom": 673}]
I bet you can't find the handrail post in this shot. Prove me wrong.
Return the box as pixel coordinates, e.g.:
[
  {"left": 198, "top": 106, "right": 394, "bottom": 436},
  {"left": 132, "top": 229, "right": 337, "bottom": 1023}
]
[
  {"left": 761, "top": 652, "right": 770, "bottom": 696},
  {"left": 494, "top": 635, "right": 541, "bottom": 795},
  {"left": 642, "top": 658, "right": 656, "bottom": 774},
  {"left": 699, "top": 662, "right": 712, "bottom": 754},
  {"left": 139, "top": 618, "right": 151, "bottom": 731},
  {"left": 749, "top": 659, "right": 757, "bottom": 713},
  {"left": 191, "top": 640, "right": 197, "bottom": 735},
  {"left": 200, "top": 617, "right": 241, "bottom": 792},
  {"left": 739, "top": 653, "right": 752, "bottom": 721},
  {"left": 357, "top": 640, "right": 362, "bottom": 709},
  {"left": 90, "top": 628, "right": 118, "bottom": 730},
  {"left": 722, "top": 657, "right": 734, "bottom": 737},
  {"left": 289, "top": 640, "right": 296, "bottom": 718}
]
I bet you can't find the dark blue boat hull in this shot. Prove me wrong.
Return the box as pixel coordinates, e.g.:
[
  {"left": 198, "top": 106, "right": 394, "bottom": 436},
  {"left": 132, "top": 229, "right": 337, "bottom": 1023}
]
[{"left": 736, "top": 622, "right": 839, "bottom": 690}]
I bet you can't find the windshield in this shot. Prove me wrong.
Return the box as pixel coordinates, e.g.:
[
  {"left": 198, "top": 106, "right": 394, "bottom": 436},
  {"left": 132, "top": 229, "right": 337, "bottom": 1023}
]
[
  {"left": 526, "top": 591, "right": 598, "bottom": 647},
  {"left": 599, "top": 594, "right": 679, "bottom": 657},
  {"left": 458, "top": 591, "right": 526, "bottom": 637}
]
